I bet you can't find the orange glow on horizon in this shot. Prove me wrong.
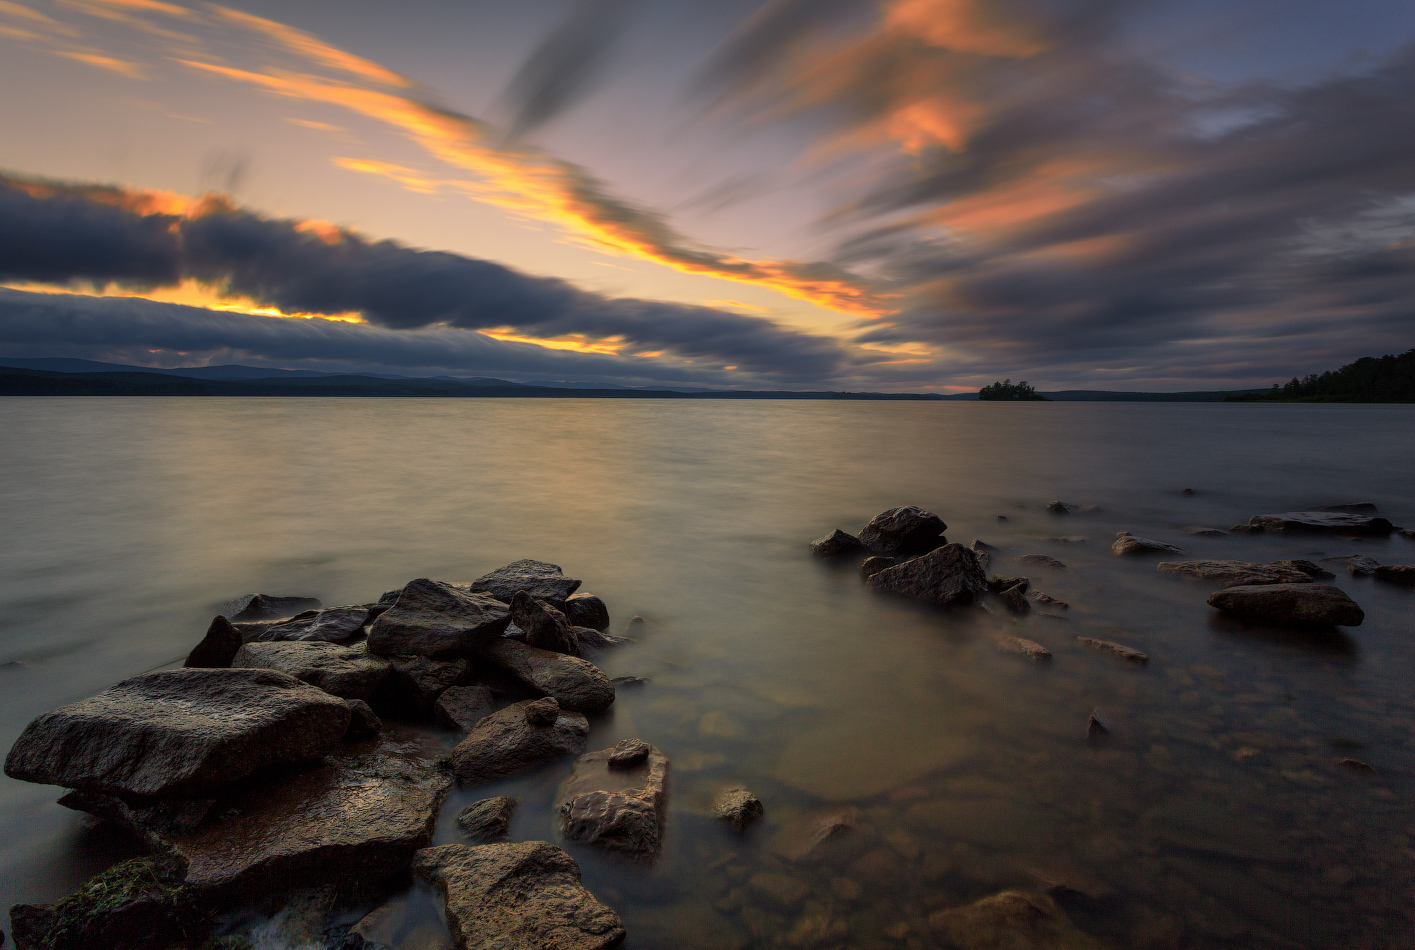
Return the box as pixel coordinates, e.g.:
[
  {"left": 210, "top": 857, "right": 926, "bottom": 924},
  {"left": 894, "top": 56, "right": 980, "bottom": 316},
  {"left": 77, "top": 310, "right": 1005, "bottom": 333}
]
[
  {"left": 477, "top": 328, "right": 626, "bottom": 356},
  {"left": 3, "top": 279, "right": 366, "bottom": 323}
]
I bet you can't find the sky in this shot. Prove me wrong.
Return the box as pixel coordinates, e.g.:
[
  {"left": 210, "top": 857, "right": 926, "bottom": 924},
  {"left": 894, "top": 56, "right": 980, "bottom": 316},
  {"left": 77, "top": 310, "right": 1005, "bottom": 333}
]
[{"left": 0, "top": 0, "right": 1413, "bottom": 391}]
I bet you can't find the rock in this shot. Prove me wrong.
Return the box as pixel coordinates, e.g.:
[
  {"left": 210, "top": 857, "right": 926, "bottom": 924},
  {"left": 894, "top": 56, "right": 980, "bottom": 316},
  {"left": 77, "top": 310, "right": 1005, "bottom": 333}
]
[
  {"left": 339, "top": 903, "right": 399, "bottom": 950},
  {"left": 56, "top": 789, "right": 216, "bottom": 848},
  {"left": 1270, "top": 559, "right": 1335, "bottom": 579},
  {"left": 1208, "top": 583, "right": 1364, "bottom": 626},
  {"left": 607, "top": 738, "right": 652, "bottom": 768},
  {"left": 1247, "top": 512, "right": 1395, "bottom": 535},
  {"left": 185, "top": 616, "right": 242, "bottom": 669},
  {"left": 345, "top": 699, "right": 382, "bottom": 741},
  {"left": 970, "top": 541, "right": 992, "bottom": 570},
  {"left": 860, "top": 556, "right": 894, "bottom": 577},
  {"left": 452, "top": 699, "right": 589, "bottom": 785},
  {"left": 9, "top": 904, "right": 56, "bottom": 950},
  {"left": 1183, "top": 526, "right": 1227, "bottom": 536},
  {"left": 378, "top": 588, "right": 401, "bottom": 604},
  {"left": 928, "top": 890, "right": 1105, "bottom": 950},
  {"left": 573, "top": 626, "right": 628, "bottom": 649},
  {"left": 866, "top": 543, "right": 987, "bottom": 605},
  {"left": 810, "top": 529, "right": 865, "bottom": 557},
  {"left": 367, "top": 579, "right": 511, "bottom": 657},
  {"left": 1229, "top": 523, "right": 1264, "bottom": 534},
  {"left": 988, "top": 576, "right": 1029, "bottom": 593},
  {"left": 1374, "top": 565, "right": 1415, "bottom": 586},
  {"left": 1076, "top": 637, "right": 1147, "bottom": 663},
  {"left": 1016, "top": 859, "right": 1114, "bottom": 901},
  {"left": 456, "top": 796, "right": 517, "bottom": 841},
  {"left": 1317, "top": 503, "right": 1380, "bottom": 513},
  {"left": 713, "top": 786, "right": 764, "bottom": 830},
  {"left": 1156, "top": 560, "right": 1315, "bottom": 586},
  {"left": 231, "top": 641, "right": 392, "bottom": 702},
  {"left": 1043, "top": 536, "right": 1087, "bottom": 543},
  {"left": 412, "top": 842, "right": 624, "bottom": 950},
  {"left": 479, "top": 640, "right": 616, "bottom": 713},
  {"left": 257, "top": 606, "right": 371, "bottom": 643},
  {"left": 1111, "top": 532, "right": 1185, "bottom": 555},
  {"left": 612, "top": 675, "right": 648, "bottom": 687},
  {"left": 1321, "top": 554, "right": 1381, "bottom": 576},
  {"left": 509, "top": 591, "right": 578, "bottom": 656},
  {"left": 563, "top": 593, "right": 610, "bottom": 631},
  {"left": 1028, "top": 590, "right": 1068, "bottom": 608},
  {"left": 1400, "top": 528, "right": 1415, "bottom": 540},
  {"left": 749, "top": 872, "right": 809, "bottom": 909},
  {"left": 378, "top": 655, "right": 470, "bottom": 715},
  {"left": 524, "top": 697, "right": 561, "bottom": 725},
  {"left": 857, "top": 506, "right": 947, "bottom": 555},
  {"left": 1180, "top": 488, "right": 1196, "bottom": 495},
  {"left": 4, "top": 669, "right": 350, "bottom": 799},
  {"left": 1087, "top": 714, "right": 1110, "bottom": 738},
  {"left": 1000, "top": 585, "right": 1031, "bottom": 613},
  {"left": 1338, "top": 758, "right": 1375, "bottom": 773},
  {"left": 1047, "top": 501, "right": 1077, "bottom": 513},
  {"left": 218, "top": 594, "right": 322, "bottom": 622},
  {"left": 469, "top": 560, "right": 582, "bottom": 608},
  {"left": 556, "top": 742, "right": 670, "bottom": 857},
  {"left": 1018, "top": 554, "right": 1066, "bottom": 569},
  {"left": 770, "top": 807, "right": 857, "bottom": 862},
  {"left": 436, "top": 685, "right": 497, "bottom": 731},
  {"left": 231, "top": 621, "right": 274, "bottom": 643},
  {"left": 5, "top": 855, "right": 198, "bottom": 950},
  {"left": 995, "top": 636, "right": 1051, "bottom": 660}
]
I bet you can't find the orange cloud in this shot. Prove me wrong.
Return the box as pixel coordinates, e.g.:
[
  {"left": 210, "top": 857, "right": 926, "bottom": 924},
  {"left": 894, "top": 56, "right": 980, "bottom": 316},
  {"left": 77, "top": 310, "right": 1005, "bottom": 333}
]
[
  {"left": 212, "top": 5, "right": 412, "bottom": 89},
  {"left": 478, "top": 328, "right": 626, "bottom": 356},
  {"left": 334, "top": 157, "right": 447, "bottom": 195},
  {"left": 57, "top": 50, "right": 148, "bottom": 79},
  {"left": 3, "top": 278, "right": 365, "bottom": 322}
]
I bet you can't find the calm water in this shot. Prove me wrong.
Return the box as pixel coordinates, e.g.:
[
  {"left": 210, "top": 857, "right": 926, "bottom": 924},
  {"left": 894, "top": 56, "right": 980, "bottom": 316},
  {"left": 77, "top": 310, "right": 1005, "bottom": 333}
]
[{"left": 2, "top": 398, "right": 1414, "bottom": 949}]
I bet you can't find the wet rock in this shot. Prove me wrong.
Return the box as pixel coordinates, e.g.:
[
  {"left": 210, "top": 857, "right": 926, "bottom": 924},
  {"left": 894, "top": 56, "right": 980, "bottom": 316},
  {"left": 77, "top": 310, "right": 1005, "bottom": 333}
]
[
  {"left": 1269, "top": 559, "right": 1335, "bottom": 579},
  {"left": 1229, "top": 523, "right": 1265, "bottom": 534},
  {"left": 563, "top": 593, "right": 610, "bottom": 631},
  {"left": 860, "top": 556, "right": 894, "bottom": 577},
  {"left": 970, "top": 541, "right": 993, "bottom": 570},
  {"left": 456, "top": 796, "right": 517, "bottom": 841},
  {"left": 996, "top": 636, "right": 1052, "bottom": 660},
  {"left": 1000, "top": 585, "right": 1031, "bottom": 613},
  {"left": 345, "top": 699, "right": 382, "bottom": 741},
  {"left": 857, "top": 506, "right": 947, "bottom": 555},
  {"left": 1111, "top": 532, "right": 1185, "bottom": 556},
  {"left": 574, "top": 626, "right": 628, "bottom": 649},
  {"left": 1156, "top": 560, "right": 1315, "bottom": 586},
  {"left": 378, "top": 588, "right": 401, "bottom": 604},
  {"left": 367, "top": 579, "right": 511, "bottom": 658},
  {"left": 1018, "top": 554, "right": 1067, "bottom": 569},
  {"left": 339, "top": 903, "right": 399, "bottom": 950},
  {"left": 218, "top": 594, "right": 322, "bottom": 622},
  {"left": 378, "top": 656, "right": 470, "bottom": 716},
  {"left": 1183, "top": 526, "right": 1227, "bottom": 536},
  {"left": 1208, "top": 583, "right": 1364, "bottom": 626},
  {"left": 1338, "top": 758, "right": 1375, "bottom": 773},
  {"left": 1247, "top": 511, "right": 1395, "bottom": 535},
  {"left": 56, "top": 789, "right": 216, "bottom": 848},
  {"left": 612, "top": 675, "right": 649, "bottom": 687},
  {"left": 988, "top": 576, "right": 1029, "bottom": 594},
  {"left": 1320, "top": 554, "right": 1381, "bottom": 576},
  {"left": 1044, "top": 536, "right": 1087, "bottom": 544},
  {"left": 452, "top": 699, "right": 589, "bottom": 785},
  {"left": 469, "top": 560, "right": 582, "bottom": 609},
  {"left": 258, "top": 606, "right": 371, "bottom": 643},
  {"left": 509, "top": 591, "right": 579, "bottom": 656},
  {"left": 1374, "top": 565, "right": 1415, "bottom": 586},
  {"left": 6, "top": 855, "right": 198, "bottom": 950},
  {"left": 412, "top": 842, "right": 624, "bottom": 950},
  {"left": 479, "top": 639, "right": 616, "bottom": 713},
  {"left": 1028, "top": 590, "right": 1069, "bottom": 608},
  {"left": 231, "top": 621, "right": 274, "bottom": 643},
  {"left": 185, "top": 616, "right": 242, "bottom": 669},
  {"left": 714, "top": 786, "right": 764, "bottom": 830},
  {"left": 1180, "top": 488, "right": 1196, "bottom": 495},
  {"left": 810, "top": 529, "right": 865, "bottom": 557},
  {"left": 556, "top": 742, "right": 669, "bottom": 857},
  {"left": 436, "top": 684, "right": 497, "bottom": 732},
  {"left": 1047, "top": 501, "right": 1077, "bottom": 514},
  {"left": 231, "top": 641, "right": 392, "bottom": 702},
  {"left": 1087, "top": 713, "right": 1110, "bottom": 738},
  {"left": 1317, "top": 502, "right": 1380, "bottom": 513},
  {"left": 1400, "top": 528, "right": 1415, "bottom": 540},
  {"left": 1076, "top": 637, "right": 1147, "bottom": 663},
  {"left": 866, "top": 543, "right": 987, "bottom": 606},
  {"left": 524, "top": 697, "right": 561, "bottom": 726},
  {"left": 927, "top": 890, "right": 1105, "bottom": 950},
  {"left": 4, "top": 668, "right": 350, "bottom": 799},
  {"left": 770, "top": 807, "right": 857, "bottom": 862}
]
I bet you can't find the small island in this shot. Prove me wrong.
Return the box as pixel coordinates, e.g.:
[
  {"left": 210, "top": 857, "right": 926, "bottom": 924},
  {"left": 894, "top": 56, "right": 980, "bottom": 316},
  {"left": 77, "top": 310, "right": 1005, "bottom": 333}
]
[{"left": 977, "top": 379, "right": 1049, "bottom": 401}]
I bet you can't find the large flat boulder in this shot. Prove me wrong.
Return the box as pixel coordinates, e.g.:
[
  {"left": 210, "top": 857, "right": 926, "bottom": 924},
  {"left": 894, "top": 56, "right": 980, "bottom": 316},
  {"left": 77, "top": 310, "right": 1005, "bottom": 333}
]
[
  {"left": 413, "top": 842, "right": 625, "bottom": 950},
  {"left": 218, "top": 594, "right": 321, "bottom": 622},
  {"left": 1208, "top": 583, "right": 1365, "bottom": 626},
  {"left": 453, "top": 698, "right": 590, "bottom": 785},
  {"left": 469, "top": 560, "right": 582, "bottom": 608},
  {"left": 865, "top": 543, "right": 987, "bottom": 605},
  {"left": 366, "top": 579, "right": 510, "bottom": 657},
  {"left": 4, "top": 669, "right": 350, "bottom": 799},
  {"left": 257, "top": 606, "right": 370, "bottom": 643},
  {"left": 1157, "top": 560, "right": 1316, "bottom": 586},
  {"left": 479, "top": 639, "right": 616, "bottom": 712},
  {"left": 1247, "top": 512, "right": 1395, "bottom": 535},
  {"left": 555, "top": 740, "right": 669, "bottom": 858},
  {"left": 858, "top": 506, "right": 947, "bottom": 555},
  {"left": 230, "top": 641, "right": 392, "bottom": 702}
]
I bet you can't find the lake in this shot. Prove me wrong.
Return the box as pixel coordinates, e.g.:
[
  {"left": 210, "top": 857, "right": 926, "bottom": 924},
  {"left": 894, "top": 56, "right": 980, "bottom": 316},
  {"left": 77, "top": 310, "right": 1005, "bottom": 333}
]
[{"left": 2, "top": 397, "right": 1413, "bottom": 949}]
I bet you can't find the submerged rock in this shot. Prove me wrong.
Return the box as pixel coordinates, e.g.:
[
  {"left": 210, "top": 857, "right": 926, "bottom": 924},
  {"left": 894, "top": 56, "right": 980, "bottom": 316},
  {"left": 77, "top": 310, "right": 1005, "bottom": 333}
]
[
  {"left": 412, "top": 842, "right": 624, "bottom": 950},
  {"left": 1208, "top": 583, "right": 1364, "bottom": 626},
  {"left": 230, "top": 641, "right": 392, "bottom": 702},
  {"left": 436, "top": 684, "right": 497, "bottom": 732},
  {"left": 1047, "top": 501, "right": 1077, "bottom": 514},
  {"left": 810, "top": 529, "right": 865, "bottom": 557},
  {"left": 1000, "top": 585, "right": 1031, "bottom": 613},
  {"left": 860, "top": 556, "right": 894, "bottom": 577},
  {"left": 479, "top": 640, "right": 616, "bottom": 713},
  {"left": 857, "top": 506, "right": 947, "bottom": 555},
  {"left": 1247, "top": 512, "right": 1394, "bottom": 535},
  {"left": 1087, "top": 713, "right": 1110, "bottom": 739},
  {"left": 1156, "top": 560, "right": 1315, "bottom": 586},
  {"left": 510, "top": 591, "right": 578, "bottom": 656},
  {"left": 469, "top": 560, "right": 582, "bottom": 608},
  {"left": 367, "top": 579, "right": 511, "bottom": 658},
  {"left": 218, "top": 594, "right": 322, "bottom": 622},
  {"left": 1184, "top": 526, "right": 1227, "bottom": 536},
  {"left": 1028, "top": 589, "right": 1069, "bottom": 608},
  {"left": 452, "top": 699, "right": 589, "bottom": 785},
  {"left": 713, "top": 786, "right": 764, "bottom": 831},
  {"left": 988, "top": 576, "right": 1029, "bottom": 594},
  {"left": 1270, "top": 559, "right": 1335, "bottom": 579},
  {"left": 456, "top": 796, "right": 517, "bottom": 841},
  {"left": 1111, "top": 532, "right": 1185, "bottom": 556},
  {"left": 4, "top": 668, "right": 349, "bottom": 799},
  {"left": 556, "top": 741, "right": 670, "bottom": 857},
  {"left": 770, "top": 807, "right": 858, "bottom": 862},
  {"left": 1076, "top": 637, "right": 1148, "bottom": 663},
  {"left": 185, "top": 616, "right": 242, "bottom": 669},
  {"left": 257, "top": 606, "right": 370, "bottom": 643},
  {"left": 1018, "top": 554, "right": 1066, "bottom": 569},
  {"left": 563, "top": 593, "right": 610, "bottom": 631},
  {"left": 995, "top": 636, "right": 1052, "bottom": 660},
  {"left": 573, "top": 626, "right": 628, "bottom": 649},
  {"left": 378, "top": 655, "right": 470, "bottom": 716},
  {"left": 928, "top": 890, "right": 1105, "bottom": 950},
  {"left": 1374, "top": 565, "right": 1415, "bottom": 586},
  {"left": 1321, "top": 554, "right": 1382, "bottom": 576},
  {"left": 866, "top": 543, "right": 987, "bottom": 606}
]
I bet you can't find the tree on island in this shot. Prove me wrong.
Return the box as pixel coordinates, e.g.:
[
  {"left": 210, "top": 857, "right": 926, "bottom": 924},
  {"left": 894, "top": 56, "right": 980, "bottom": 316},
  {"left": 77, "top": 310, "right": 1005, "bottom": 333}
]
[{"left": 978, "top": 379, "right": 1049, "bottom": 401}]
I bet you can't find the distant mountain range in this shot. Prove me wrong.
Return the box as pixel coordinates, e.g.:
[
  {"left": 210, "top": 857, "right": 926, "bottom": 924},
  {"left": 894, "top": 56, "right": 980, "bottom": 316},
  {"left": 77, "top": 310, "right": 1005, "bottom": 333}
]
[{"left": 0, "top": 358, "right": 1267, "bottom": 400}]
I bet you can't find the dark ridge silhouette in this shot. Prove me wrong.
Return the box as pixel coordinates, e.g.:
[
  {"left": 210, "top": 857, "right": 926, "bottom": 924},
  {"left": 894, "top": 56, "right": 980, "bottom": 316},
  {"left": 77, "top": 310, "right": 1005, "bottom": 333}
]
[{"left": 1227, "top": 349, "right": 1415, "bottom": 403}]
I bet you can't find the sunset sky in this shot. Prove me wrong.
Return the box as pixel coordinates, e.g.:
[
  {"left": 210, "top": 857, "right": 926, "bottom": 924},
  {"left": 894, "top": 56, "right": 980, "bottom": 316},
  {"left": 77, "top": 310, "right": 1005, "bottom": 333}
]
[{"left": 1, "top": 0, "right": 1413, "bottom": 390}]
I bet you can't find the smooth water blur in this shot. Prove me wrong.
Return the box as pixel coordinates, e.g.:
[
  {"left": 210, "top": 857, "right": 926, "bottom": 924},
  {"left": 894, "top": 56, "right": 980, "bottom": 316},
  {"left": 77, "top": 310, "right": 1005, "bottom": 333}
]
[{"left": 2, "top": 398, "right": 1414, "bottom": 949}]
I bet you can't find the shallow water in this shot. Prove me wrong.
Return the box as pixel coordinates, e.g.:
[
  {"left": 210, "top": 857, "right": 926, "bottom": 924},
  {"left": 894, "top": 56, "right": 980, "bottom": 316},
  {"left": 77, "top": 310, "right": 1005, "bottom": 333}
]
[{"left": 2, "top": 397, "right": 1414, "bottom": 949}]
